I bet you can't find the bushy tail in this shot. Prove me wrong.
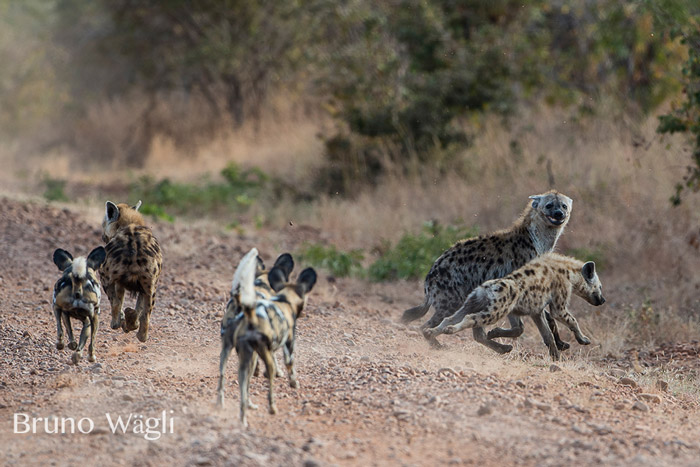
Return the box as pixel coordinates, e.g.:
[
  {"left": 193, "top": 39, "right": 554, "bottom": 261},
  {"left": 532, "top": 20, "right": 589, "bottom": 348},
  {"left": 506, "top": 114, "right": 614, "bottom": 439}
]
[
  {"left": 401, "top": 300, "right": 430, "bottom": 323},
  {"left": 232, "top": 248, "right": 260, "bottom": 318}
]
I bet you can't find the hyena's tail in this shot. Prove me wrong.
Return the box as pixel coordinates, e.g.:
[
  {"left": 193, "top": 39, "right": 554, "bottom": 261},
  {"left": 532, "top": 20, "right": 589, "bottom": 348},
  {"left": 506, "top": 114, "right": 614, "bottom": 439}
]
[{"left": 401, "top": 300, "right": 430, "bottom": 324}]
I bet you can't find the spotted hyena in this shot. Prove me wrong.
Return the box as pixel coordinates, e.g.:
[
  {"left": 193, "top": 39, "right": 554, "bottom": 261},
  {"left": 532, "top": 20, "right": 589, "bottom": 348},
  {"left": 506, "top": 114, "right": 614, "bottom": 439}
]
[
  {"left": 100, "top": 200, "right": 162, "bottom": 343},
  {"left": 51, "top": 246, "right": 106, "bottom": 364},
  {"left": 426, "top": 253, "right": 605, "bottom": 360},
  {"left": 402, "top": 191, "right": 573, "bottom": 350}
]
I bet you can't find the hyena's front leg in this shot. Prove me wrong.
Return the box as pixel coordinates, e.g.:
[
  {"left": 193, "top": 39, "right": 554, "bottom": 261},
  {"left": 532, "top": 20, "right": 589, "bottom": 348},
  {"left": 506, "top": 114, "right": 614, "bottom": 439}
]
[
  {"left": 62, "top": 313, "right": 77, "bottom": 350},
  {"left": 54, "top": 306, "right": 65, "bottom": 350},
  {"left": 106, "top": 282, "right": 126, "bottom": 330},
  {"left": 553, "top": 307, "right": 591, "bottom": 345},
  {"left": 530, "top": 311, "right": 560, "bottom": 361},
  {"left": 136, "top": 287, "right": 156, "bottom": 343}
]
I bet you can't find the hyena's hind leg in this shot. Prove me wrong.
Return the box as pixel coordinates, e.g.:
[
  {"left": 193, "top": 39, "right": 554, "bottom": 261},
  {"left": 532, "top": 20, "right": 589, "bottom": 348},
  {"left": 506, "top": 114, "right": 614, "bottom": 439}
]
[
  {"left": 545, "top": 310, "right": 570, "bottom": 351},
  {"left": 472, "top": 326, "right": 513, "bottom": 354},
  {"left": 487, "top": 315, "right": 525, "bottom": 339},
  {"left": 530, "top": 311, "right": 560, "bottom": 361},
  {"left": 136, "top": 286, "right": 156, "bottom": 343},
  {"left": 106, "top": 282, "right": 126, "bottom": 330},
  {"left": 420, "top": 298, "right": 462, "bottom": 348}
]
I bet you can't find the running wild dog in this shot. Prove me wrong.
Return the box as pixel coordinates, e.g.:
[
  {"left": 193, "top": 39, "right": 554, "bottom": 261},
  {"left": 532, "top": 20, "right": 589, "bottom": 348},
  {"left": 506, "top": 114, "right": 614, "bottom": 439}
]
[
  {"left": 426, "top": 253, "right": 605, "bottom": 360},
  {"left": 100, "top": 200, "right": 162, "bottom": 343},
  {"left": 52, "top": 247, "right": 106, "bottom": 364},
  {"left": 402, "top": 190, "right": 573, "bottom": 350},
  {"left": 217, "top": 249, "right": 317, "bottom": 427},
  {"left": 221, "top": 252, "right": 295, "bottom": 378}
]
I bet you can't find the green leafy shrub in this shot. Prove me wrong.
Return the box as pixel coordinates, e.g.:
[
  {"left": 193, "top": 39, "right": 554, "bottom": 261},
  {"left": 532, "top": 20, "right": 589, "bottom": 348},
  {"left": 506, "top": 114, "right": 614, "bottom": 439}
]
[
  {"left": 43, "top": 177, "right": 69, "bottom": 202},
  {"left": 298, "top": 243, "right": 365, "bottom": 278},
  {"left": 130, "top": 162, "right": 268, "bottom": 218},
  {"left": 368, "top": 221, "right": 478, "bottom": 281},
  {"left": 566, "top": 246, "right": 608, "bottom": 271},
  {"left": 139, "top": 203, "right": 174, "bottom": 223}
]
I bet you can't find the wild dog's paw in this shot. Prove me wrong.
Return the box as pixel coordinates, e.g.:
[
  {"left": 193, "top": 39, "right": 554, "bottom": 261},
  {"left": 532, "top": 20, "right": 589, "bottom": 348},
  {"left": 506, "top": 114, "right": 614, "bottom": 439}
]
[
  {"left": 289, "top": 378, "right": 299, "bottom": 389},
  {"left": 122, "top": 307, "right": 139, "bottom": 332},
  {"left": 88, "top": 353, "right": 96, "bottom": 363},
  {"left": 67, "top": 341, "right": 78, "bottom": 350},
  {"left": 71, "top": 351, "right": 82, "bottom": 365},
  {"left": 56, "top": 341, "right": 65, "bottom": 350},
  {"left": 247, "top": 401, "right": 259, "bottom": 410},
  {"left": 269, "top": 403, "right": 277, "bottom": 415}
]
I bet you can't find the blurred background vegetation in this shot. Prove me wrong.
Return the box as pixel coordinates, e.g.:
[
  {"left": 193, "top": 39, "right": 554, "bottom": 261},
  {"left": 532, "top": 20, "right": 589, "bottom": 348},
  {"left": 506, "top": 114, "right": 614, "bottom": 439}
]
[{"left": 1, "top": 0, "right": 698, "bottom": 198}]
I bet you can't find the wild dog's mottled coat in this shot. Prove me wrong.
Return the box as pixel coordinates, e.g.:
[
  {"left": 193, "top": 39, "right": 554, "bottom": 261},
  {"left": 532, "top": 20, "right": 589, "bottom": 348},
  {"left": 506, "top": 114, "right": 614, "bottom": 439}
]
[
  {"left": 217, "top": 249, "right": 317, "bottom": 428},
  {"left": 427, "top": 253, "right": 605, "bottom": 360},
  {"left": 100, "top": 200, "right": 162, "bottom": 343},
  {"left": 52, "top": 247, "right": 106, "bottom": 364},
  {"left": 402, "top": 190, "right": 573, "bottom": 351}
]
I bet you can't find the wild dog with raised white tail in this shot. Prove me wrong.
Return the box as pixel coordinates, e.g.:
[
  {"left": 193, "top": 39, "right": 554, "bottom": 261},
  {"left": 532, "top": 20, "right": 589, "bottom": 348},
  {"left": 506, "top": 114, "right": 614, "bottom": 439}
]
[
  {"left": 402, "top": 190, "right": 573, "bottom": 351},
  {"left": 426, "top": 253, "right": 605, "bottom": 360},
  {"left": 100, "top": 200, "right": 162, "bottom": 343},
  {"left": 217, "top": 249, "right": 317, "bottom": 427},
  {"left": 52, "top": 247, "right": 106, "bottom": 364},
  {"left": 221, "top": 252, "right": 295, "bottom": 378}
]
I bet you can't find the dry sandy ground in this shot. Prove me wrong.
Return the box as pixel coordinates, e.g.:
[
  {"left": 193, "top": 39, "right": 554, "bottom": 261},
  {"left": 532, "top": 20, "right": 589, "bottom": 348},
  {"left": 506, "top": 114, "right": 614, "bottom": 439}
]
[{"left": 1, "top": 197, "right": 699, "bottom": 466}]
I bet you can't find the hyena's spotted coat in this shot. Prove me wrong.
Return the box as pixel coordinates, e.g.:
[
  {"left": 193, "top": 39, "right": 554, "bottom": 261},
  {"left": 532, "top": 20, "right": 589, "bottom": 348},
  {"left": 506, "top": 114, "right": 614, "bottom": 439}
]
[
  {"left": 402, "top": 191, "right": 573, "bottom": 350},
  {"left": 427, "top": 253, "right": 606, "bottom": 360},
  {"left": 100, "top": 200, "right": 162, "bottom": 343}
]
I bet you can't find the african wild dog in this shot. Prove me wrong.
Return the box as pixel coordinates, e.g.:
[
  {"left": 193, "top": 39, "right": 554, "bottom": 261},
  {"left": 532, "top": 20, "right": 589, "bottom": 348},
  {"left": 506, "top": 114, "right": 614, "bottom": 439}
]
[
  {"left": 221, "top": 252, "right": 295, "bottom": 378},
  {"left": 52, "top": 247, "right": 106, "bottom": 364},
  {"left": 402, "top": 190, "right": 573, "bottom": 351},
  {"left": 100, "top": 200, "right": 162, "bottom": 343},
  {"left": 217, "top": 248, "right": 317, "bottom": 427},
  {"left": 426, "top": 253, "right": 605, "bottom": 360}
]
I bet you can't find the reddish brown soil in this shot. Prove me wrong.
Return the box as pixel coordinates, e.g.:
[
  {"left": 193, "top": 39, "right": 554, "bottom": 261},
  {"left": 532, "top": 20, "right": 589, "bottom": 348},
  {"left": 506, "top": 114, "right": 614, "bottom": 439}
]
[{"left": 1, "top": 197, "right": 699, "bottom": 466}]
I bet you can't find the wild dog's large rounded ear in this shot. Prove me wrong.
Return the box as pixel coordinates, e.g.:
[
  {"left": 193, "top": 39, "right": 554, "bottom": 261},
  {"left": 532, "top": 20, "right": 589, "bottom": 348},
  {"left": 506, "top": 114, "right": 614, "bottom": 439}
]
[
  {"left": 87, "top": 246, "right": 107, "bottom": 270},
  {"left": 132, "top": 200, "right": 142, "bottom": 211},
  {"left": 582, "top": 261, "right": 596, "bottom": 281},
  {"left": 272, "top": 253, "right": 294, "bottom": 281},
  {"left": 529, "top": 195, "right": 542, "bottom": 209},
  {"left": 295, "top": 268, "right": 317, "bottom": 296},
  {"left": 268, "top": 266, "right": 287, "bottom": 292},
  {"left": 255, "top": 255, "right": 266, "bottom": 275},
  {"left": 53, "top": 249, "right": 73, "bottom": 271},
  {"left": 105, "top": 201, "right": 120, "bottom": 223}
]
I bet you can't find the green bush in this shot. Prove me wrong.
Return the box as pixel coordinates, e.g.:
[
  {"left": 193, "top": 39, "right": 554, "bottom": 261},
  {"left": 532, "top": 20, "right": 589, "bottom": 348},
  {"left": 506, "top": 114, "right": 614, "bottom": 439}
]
[
  {"left": 298, "top": 243, "right": 365, "bottom": 278},
  {"left": 566, "top": 246, "right": 608, "bottom": 271},
  {"left": 130, "top": 162, "right": 267, "bottom": 218},
  {"left": 43, "top": 177, "right": 68, "bottom": 202},
  {"left": 368, "top": 221, "right": 478, "bottom": 281}
]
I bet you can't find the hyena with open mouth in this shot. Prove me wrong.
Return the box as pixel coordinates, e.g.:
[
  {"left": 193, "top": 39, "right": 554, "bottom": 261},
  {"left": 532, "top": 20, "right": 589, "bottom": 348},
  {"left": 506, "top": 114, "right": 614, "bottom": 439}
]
[
  {"left": 402, "top": 190, "right": 573, "bottom": 351},
  {"left": 51, "top": 246, "right": 106, "bottom": 364},
  {"left": 100, "top": 200, "right": 162, "bottom": 343}
]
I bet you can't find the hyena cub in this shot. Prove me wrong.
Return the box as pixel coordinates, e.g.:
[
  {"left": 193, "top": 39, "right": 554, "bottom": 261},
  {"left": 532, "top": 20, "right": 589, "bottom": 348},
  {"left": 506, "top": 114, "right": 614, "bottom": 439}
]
[
  {"left": 100, "top": 200, "right": 162, "bottom": 343},
  {"left": 403, "top": 191, "right": 573, "bottom": 351},
  {"left": 52, "top": 247, "right": 106, "bottom": 364},
  {"left": 427, "top": 253, "right": 605, "bottom": 361},
  {"left": 217, "top": 248, "right": 317, "bottom": 427}
]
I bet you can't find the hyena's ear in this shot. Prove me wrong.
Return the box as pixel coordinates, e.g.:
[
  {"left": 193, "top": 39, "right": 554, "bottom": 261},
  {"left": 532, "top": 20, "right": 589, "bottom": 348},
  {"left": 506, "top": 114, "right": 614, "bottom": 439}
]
[
  {"left": 86, "top": 246, "right": 107, "bottom": 271},
  {"left": 295, "top": 268, "right": 317, "bottom": 297},
  {"left": 582, "top": 261, "right": 596, "bottom": 282},
  {"left": 268, "top": 266, "right": 287, "bottom": 292},
  {"left": 272, "top": 253, "right": 294, "bottom": 281},
  {"left": 105, "top": 201, "right": 120, "bottom": 223},
  {"left": 53, "top": 249, "right": 73, "bottom": 271},
  {"left": 132, "top": 200, "right": 142, "bottom": 211},
  {"left": 529, "top": 195, "right": 542, "bottom": 209}
]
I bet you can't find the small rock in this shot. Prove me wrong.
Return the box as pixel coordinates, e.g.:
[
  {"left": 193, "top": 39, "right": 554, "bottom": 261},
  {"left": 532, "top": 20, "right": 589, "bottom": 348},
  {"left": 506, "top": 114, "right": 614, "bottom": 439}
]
[
  {"left": 613, "top": 401, "right": 627, "bottom": 410},
  {"left": 122, "top": 394, "right": 134, "bottom": 401},
  {"left": 609, "top": 368, "right": 626, "bottom": 378},
  {"left": 619, "top": 377, "right": 637, "bottom": 388},
  {"left": 360, "top": 356, "right": 370, "bottom": 362},
  {"left": 632, "top": 401, "right": 649, "bottom": 412},
  {"left": 303, "top": 459, "right": 321, "bottom": 467},
  {"left": 656, "top": 380, "right": 669, "bottom": 392},
  {"left": 515, "top": 380, "right": 526, "bottom": 389},
  {"left": 638, "top": 393, "right": 661, "bottom": 404},
  {"left": 549, "top": 364, "right": 562, "bottom": 372},
  {"left": 192, "top": 456, "right": 212, "bottom": 466},
  {"left": 477, "top": 404, "right": 492, "bottom": 416}
]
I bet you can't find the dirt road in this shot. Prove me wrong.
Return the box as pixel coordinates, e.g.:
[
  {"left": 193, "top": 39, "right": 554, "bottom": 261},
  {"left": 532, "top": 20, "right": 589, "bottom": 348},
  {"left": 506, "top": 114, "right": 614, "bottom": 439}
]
[{"left": 1, "top": 198, "right": 699, "bottom": 466}]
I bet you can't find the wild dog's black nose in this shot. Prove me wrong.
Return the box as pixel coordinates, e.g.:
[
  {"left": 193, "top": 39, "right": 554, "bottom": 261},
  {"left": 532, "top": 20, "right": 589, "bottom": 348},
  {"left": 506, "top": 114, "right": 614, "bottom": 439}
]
[
  {"left": 553, "top": 210, "right": 565, "bottom": 220},
  {"left": 74, "top": 292, "right": 81, "bottom": 299},
  {"left": 599, "top": 296, "right": 606, "bottom": 305}
]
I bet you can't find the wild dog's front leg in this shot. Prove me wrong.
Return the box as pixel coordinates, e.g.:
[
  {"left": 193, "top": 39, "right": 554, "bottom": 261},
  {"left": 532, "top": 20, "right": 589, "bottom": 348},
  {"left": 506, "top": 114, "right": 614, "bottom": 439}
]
[
  {"left": 71, "top": 317, "right": 91, "bottom": 365},
  {"left": 260, "top": 349, "right": 277, "bottom": 415},
  {"left": 283, "top": 341, "right": 299, "bottom": 389},
  {"left": 54, "top": 306, "right": 65, "bottom": 350},
  {"left": 553, "top": 307, "right": 591, "bottom": 345},
  {"left": 106, "top": 282, "right": 126, "bottom": 330},
  {"left": 87, "top": 310, "right": 99, "bottom": 363},
  {"left": 62, "top": 313, "right": 77, "bottom": 350},
  {"left": 531, "top": 311, "right": 560, "bottom": 361}
]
